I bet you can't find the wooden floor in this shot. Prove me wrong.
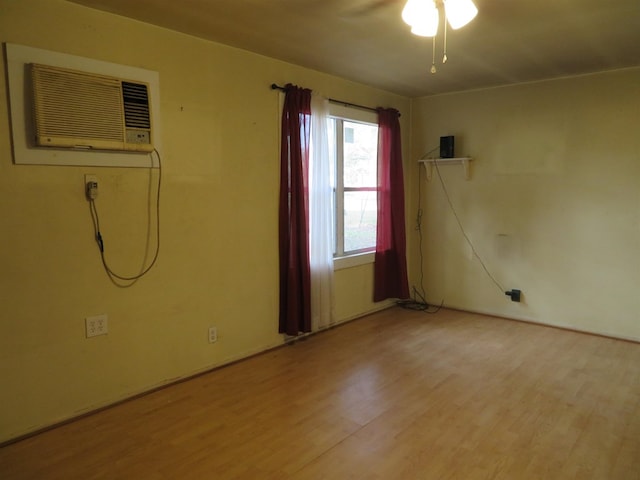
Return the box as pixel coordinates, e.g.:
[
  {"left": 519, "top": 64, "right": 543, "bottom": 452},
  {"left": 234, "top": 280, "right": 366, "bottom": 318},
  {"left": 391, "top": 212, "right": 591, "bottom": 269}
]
[{"left": 1, "top": 308, "right": 639, "bottom": 479}]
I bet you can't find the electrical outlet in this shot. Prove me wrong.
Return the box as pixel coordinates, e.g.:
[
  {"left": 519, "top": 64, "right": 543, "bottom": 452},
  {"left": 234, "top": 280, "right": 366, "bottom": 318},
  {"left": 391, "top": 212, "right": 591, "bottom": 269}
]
[
  {"left": 86, "top": 314, "right": 108, "bottom": 338},
  {"left": 84, "top": 174, "right": 98, "bottom": 200},
  {"left": 208, "top": 326, "right": 217, "bottom": 344}
]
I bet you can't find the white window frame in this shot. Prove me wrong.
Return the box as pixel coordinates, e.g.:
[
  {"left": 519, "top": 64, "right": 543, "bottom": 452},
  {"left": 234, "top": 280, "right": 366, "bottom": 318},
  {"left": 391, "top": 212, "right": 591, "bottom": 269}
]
[{"left": 329, "top": 104, "right": 378, "bottom": 269}]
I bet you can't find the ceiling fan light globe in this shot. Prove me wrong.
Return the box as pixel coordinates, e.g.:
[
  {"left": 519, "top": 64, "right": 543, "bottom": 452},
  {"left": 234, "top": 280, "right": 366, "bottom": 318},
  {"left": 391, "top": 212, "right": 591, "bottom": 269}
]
[
  {"left": 444, "top": 0, "right": 478, "bottom": 29},
  {"left": 401, "top": 0, "right": 422, "bottom": 26},
  {"left": 411, "top": 20, "right": 438, "bottom": 37},
  {"left": 405, "top": 0, "right": 439, "bottom": 36}
]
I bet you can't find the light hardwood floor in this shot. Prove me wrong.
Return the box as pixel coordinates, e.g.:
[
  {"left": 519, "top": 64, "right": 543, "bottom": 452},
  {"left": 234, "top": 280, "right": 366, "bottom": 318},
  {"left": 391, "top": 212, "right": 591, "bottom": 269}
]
[{"left": 1, "top": 308, "right": 639, "bottom": 479}]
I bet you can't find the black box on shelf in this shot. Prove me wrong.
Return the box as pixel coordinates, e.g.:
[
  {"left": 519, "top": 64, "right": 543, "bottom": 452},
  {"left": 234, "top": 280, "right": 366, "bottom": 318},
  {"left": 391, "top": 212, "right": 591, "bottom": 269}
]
[{"left": 440, "top": 135, "right": 455, "bottom": 158}]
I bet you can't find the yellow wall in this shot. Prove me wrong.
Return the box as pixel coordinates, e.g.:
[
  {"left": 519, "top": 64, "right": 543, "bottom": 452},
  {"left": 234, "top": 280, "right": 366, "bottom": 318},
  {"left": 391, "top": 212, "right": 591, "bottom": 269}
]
[
  {"left": 408, "top": 69, "right": 640, "bottom": 340},
  {"left": 0, "top": 0, "right": 407, "bottom": 442}
]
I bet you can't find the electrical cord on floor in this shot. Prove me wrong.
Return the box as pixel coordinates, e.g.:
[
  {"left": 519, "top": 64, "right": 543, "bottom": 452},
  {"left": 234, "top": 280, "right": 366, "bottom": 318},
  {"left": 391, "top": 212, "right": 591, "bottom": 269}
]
[
  {"left": 397, "top": 288, "right": 444, "bottom": 313},
  {"left": 88, "top": 149, "right": 162, "bottom": 287}
]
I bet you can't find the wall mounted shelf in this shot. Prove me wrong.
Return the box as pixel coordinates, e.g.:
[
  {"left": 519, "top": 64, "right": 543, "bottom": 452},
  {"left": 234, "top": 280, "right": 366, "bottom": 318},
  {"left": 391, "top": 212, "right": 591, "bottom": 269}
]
[{"left": 419, "top": 157, "right": 473, "bottom": 181}]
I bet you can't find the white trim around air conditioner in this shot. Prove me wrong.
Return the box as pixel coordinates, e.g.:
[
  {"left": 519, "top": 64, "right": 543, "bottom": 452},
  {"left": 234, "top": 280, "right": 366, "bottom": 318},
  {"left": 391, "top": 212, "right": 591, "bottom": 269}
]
[{"left": 5, "top": 43, "right": 163, "bottom": 168}]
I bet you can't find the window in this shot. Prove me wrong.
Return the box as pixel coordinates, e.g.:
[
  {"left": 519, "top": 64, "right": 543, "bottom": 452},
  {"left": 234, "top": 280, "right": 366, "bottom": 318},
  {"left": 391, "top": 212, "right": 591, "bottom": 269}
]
[{"left": 329, "top": 106, "right": 379, "bottom": 259}]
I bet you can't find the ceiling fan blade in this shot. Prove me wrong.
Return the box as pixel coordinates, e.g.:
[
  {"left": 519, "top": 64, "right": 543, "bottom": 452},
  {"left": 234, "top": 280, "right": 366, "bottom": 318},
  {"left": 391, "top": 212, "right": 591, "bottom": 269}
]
[{"left": 345, "top": 0, "right": 401, "bottom": 17}]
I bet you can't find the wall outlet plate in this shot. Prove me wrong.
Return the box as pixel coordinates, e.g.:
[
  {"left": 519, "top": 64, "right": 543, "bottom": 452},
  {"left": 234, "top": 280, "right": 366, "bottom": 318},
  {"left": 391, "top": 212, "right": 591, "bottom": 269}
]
[
  {"left": 86, "top": 314, "right": 108, "bottom": 338},
  {"left": 84, "top": 174, "right": 98, "bottom": 200},
  {"left": 208, "top": 326, "right": 217, "bottom": 344}
]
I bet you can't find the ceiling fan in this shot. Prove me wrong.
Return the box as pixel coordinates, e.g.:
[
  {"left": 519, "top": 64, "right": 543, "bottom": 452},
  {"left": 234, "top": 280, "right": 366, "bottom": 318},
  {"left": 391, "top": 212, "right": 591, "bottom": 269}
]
[
  {"left": 350, "top": 0, "right": 479, "bottom": 73},
  {"left": 348, "top": 0, "right": 477, "bottom": 32}
]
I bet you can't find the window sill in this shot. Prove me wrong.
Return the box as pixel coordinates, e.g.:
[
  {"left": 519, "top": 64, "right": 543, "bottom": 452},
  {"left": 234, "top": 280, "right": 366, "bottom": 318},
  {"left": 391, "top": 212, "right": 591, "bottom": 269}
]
[{"left": 334, "top": 252, "right": 375, "bottom": 271}]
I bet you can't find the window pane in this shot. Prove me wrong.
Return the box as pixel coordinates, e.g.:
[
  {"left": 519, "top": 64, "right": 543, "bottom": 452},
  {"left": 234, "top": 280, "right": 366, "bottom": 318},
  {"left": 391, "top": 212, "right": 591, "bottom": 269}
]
[
  {"left": 344, "top": 191, "right": 377, "bottom": 252},
  {"left": 343, "top": 121, "right": 377, "bottom": 188}
]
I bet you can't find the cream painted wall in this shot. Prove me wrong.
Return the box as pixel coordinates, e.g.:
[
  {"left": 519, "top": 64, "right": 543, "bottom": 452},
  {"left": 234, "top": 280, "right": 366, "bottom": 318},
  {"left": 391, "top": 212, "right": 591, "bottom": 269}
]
[
  {"left": 0, "top": 0, "right": 408, "bottom": 442},
  {"left": 409, "top": 69, "right": 640, "bottom": 340}
]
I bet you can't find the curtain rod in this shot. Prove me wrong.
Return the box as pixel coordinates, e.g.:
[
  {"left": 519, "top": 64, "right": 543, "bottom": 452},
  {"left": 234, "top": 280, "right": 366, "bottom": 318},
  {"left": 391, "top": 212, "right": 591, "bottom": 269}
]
[{"left": 271, "top": 83, "right": 400, "bottom": 117}]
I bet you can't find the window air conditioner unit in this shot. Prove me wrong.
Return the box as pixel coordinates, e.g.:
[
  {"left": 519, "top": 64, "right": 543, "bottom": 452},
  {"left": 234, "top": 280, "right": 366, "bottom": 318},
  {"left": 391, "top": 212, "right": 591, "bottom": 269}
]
[{"left": 30, "top": 63, "right": 154, "bottom": 153}]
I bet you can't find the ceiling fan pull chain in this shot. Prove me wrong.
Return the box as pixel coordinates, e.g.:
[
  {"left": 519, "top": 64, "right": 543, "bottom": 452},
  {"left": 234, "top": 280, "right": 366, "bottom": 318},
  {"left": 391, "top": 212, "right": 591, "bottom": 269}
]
[
  {"left": 443, "top": 15, "right": 448, "bottom": 63},
  {"left": 431, "top": 36, "right": 437, "bottom": 73}
]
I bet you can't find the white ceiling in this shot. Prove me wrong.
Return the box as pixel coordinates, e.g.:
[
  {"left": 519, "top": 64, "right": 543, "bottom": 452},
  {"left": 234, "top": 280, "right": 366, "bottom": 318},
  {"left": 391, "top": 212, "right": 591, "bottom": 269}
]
[{"left": 67, "top": 0, "right": 640, "bottom": 97}]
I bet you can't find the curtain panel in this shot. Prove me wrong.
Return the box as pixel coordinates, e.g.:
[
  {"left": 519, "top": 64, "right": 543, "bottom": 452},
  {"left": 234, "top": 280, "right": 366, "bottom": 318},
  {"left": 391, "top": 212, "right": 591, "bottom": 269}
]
[
  {"left": 374, "top": 108, "right": 410, "bottom": 302},
  {"left": 278, "top": 85, "right": 313, "bottom": 335},
  {"left": 309, "top": 94, "right": 335, "bottom": 331}
]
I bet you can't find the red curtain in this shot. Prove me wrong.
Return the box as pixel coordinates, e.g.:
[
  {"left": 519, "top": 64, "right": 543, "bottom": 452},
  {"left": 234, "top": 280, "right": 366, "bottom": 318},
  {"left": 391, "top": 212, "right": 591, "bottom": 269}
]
[
  {"left": 279, "top": 85, "right": 312, "bottom": 335},
  {"left": 374, "top": 108, "right": 410, "bottom": 302}
]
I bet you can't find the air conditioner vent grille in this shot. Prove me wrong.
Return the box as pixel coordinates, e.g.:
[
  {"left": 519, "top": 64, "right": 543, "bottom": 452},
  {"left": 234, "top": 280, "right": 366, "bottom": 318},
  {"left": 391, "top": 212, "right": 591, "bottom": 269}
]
[
  {"left": 122, "top": 81, "right": 151, "bottom": 129},
  {"left": 31, "top": 63, "right": 153, "bottom": 152},
  {"left": 32, "top": 66, "right": 125, "bottom": 141}
]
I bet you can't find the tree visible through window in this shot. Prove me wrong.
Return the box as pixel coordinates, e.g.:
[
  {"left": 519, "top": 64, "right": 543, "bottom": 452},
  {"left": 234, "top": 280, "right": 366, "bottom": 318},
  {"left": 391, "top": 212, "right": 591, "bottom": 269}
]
[{"left": 330, "top": 116, "right": 378, "bottom": 257}]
